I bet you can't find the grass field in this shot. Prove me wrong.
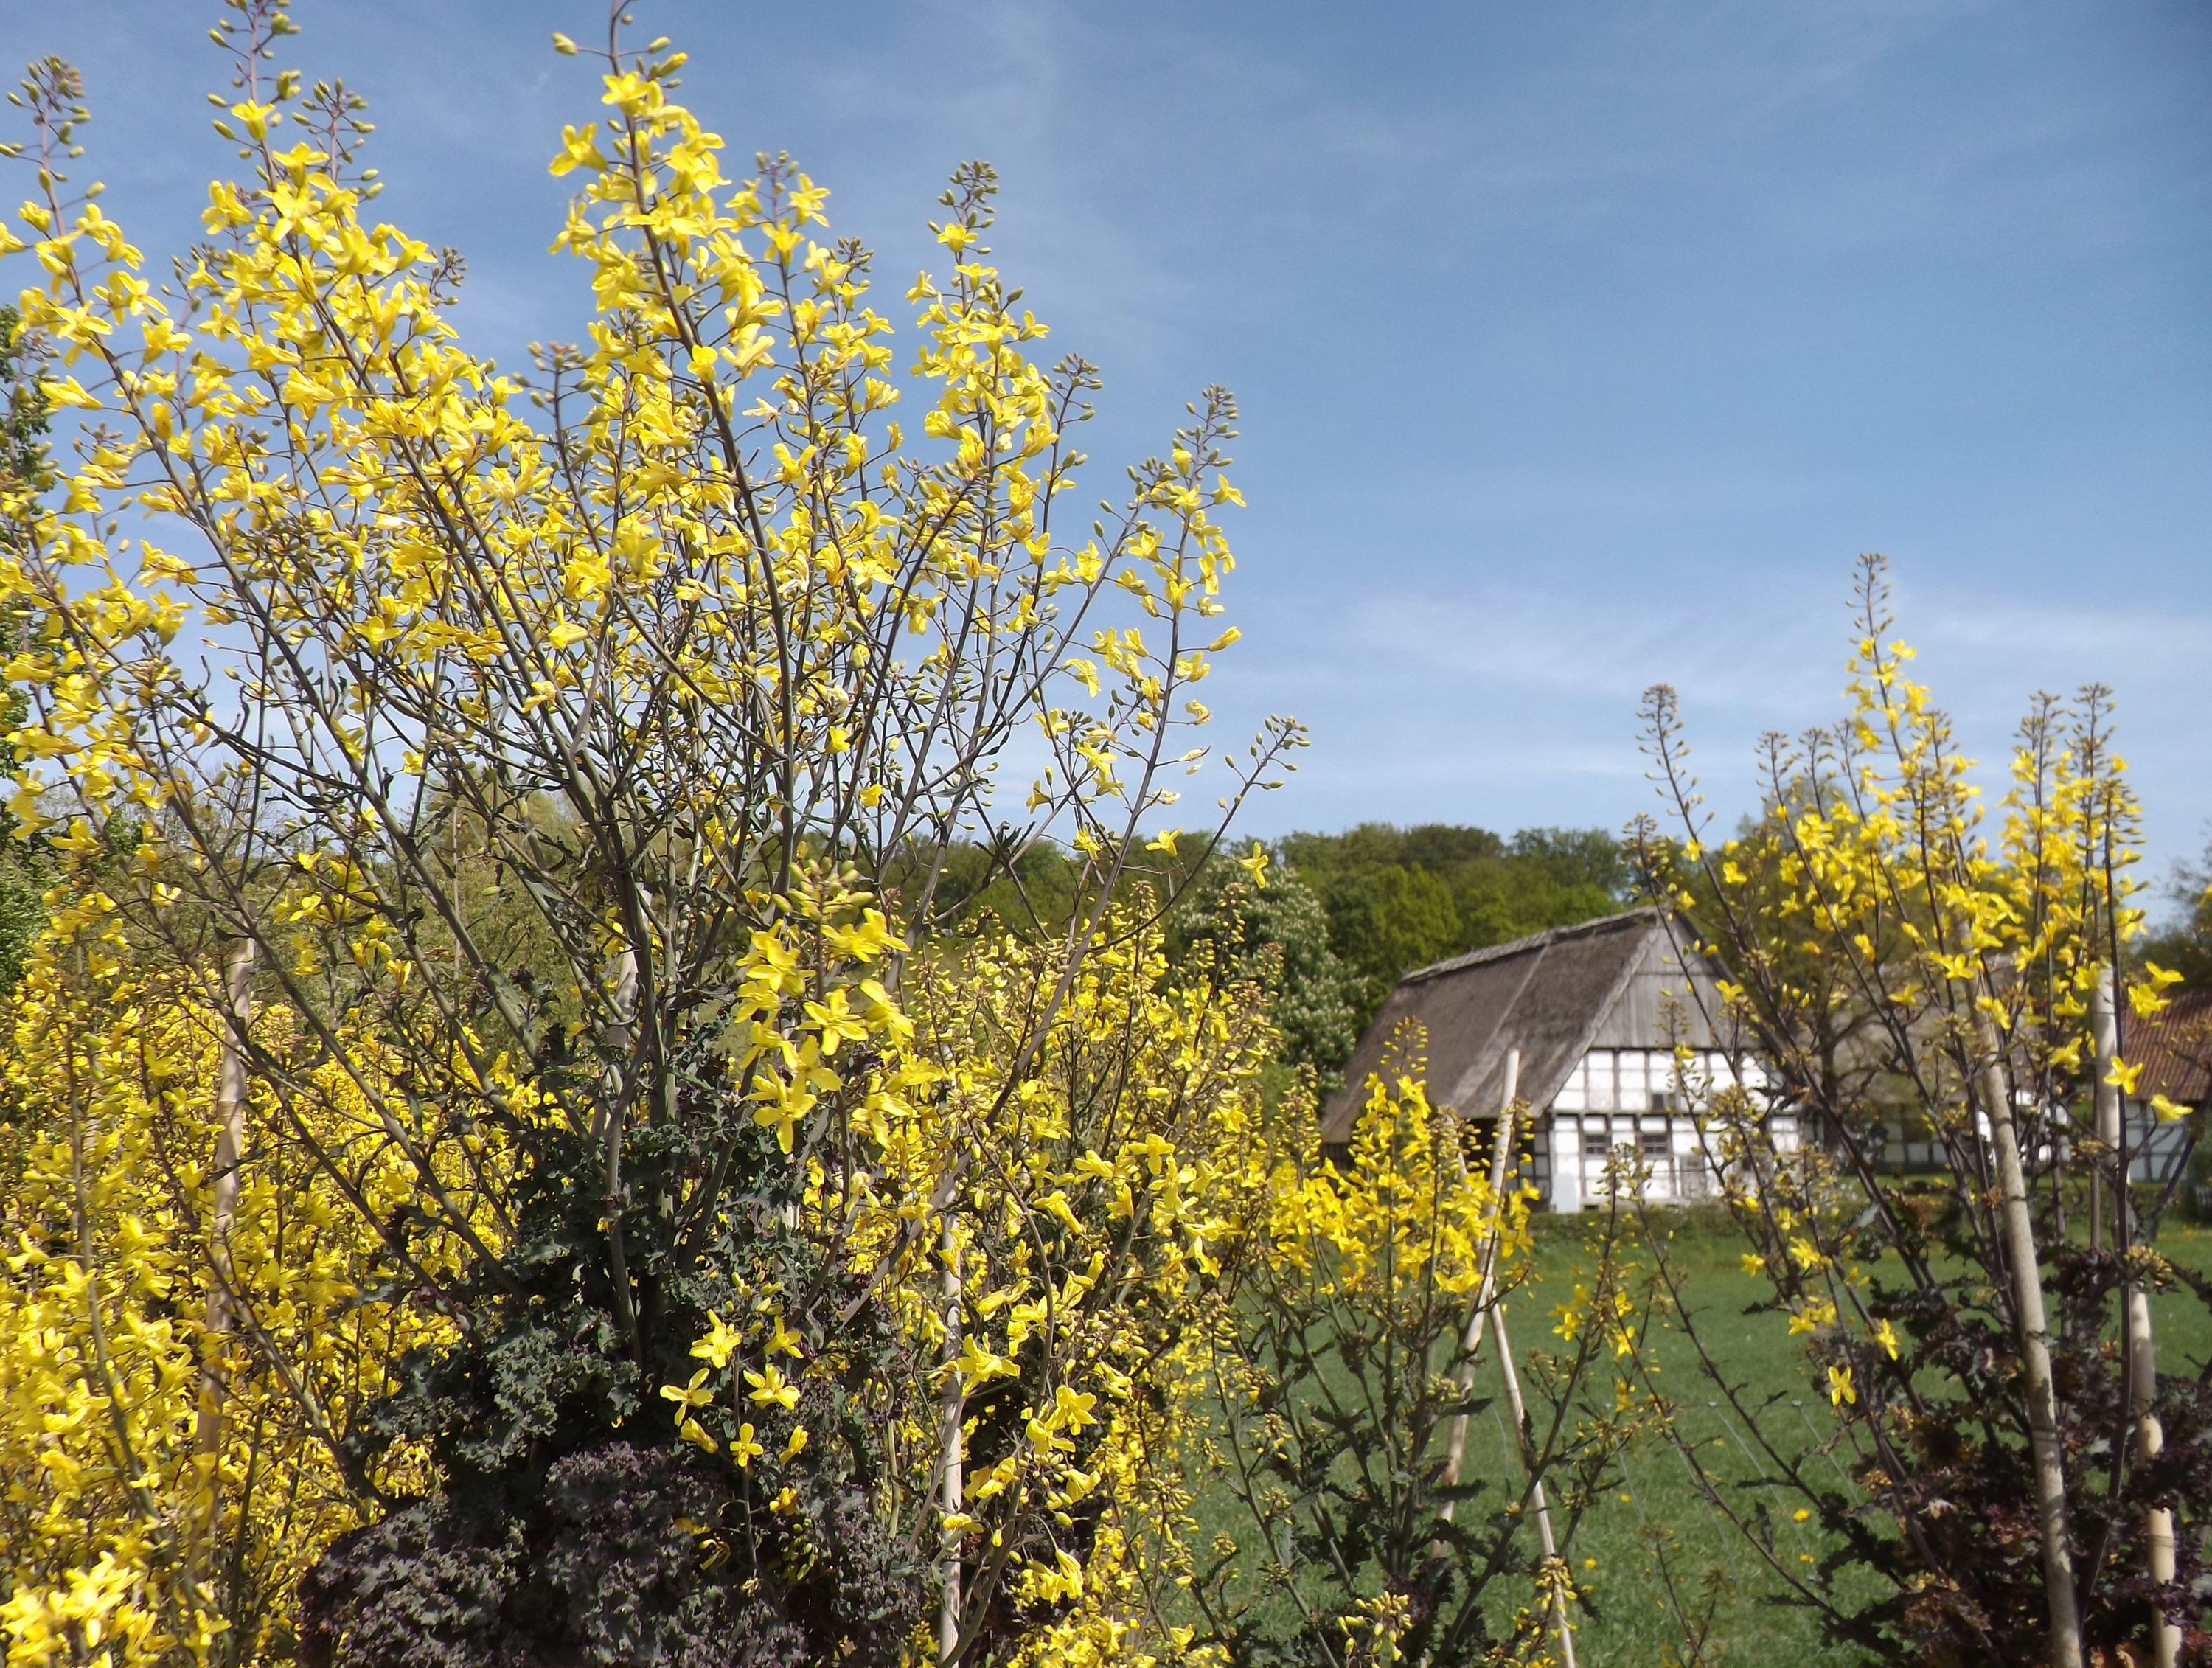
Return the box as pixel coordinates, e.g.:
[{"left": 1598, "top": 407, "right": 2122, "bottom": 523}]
[
  {"left": 1489, "top": 1212, "right": 2212, "bottom": 1664},
  {"left": 1223, "top": 1207, "right": 2212, "bottom": 1664}
]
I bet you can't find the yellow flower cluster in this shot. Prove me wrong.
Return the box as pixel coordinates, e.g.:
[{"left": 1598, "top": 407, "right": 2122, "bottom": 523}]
[
  {"left": 1260, "top": 1065, "right": 1511, "bottom": 1305},
  {"left": 1639, "top": 556, "right": 2174, "bottom": 1491},
  {"left": 0, "top": 906, "right": 461, "bottom": 1668},
  {"left": 0, "top": 7, "right": 1305, "bottom": 1660},
  {"left": 611, "top": 906, "right": 1281, "bottom": 1663}
]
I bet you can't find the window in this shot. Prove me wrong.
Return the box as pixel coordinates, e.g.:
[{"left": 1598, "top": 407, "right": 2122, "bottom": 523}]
[{"left": 1585, "top": 1052, "right": 1613, "bottom": 1111}]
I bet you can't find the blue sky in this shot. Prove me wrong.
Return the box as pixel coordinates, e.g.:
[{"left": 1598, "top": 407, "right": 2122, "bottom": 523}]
[{"left": 6, "top": 1, "right": 2208, "bottom": 906}]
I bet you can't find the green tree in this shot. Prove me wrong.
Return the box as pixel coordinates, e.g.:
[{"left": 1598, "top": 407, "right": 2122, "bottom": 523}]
[
  {"left": 2140, "top": 830, "right": 2212, "bottom": 990},
  {"left": 1458, "top": 826, "right": 1626, "bottom": 944},
  {"left": 913, "top": 838, "right": 1082, "bottom": 938},
  {"left": 1170, "top": 855, "right": 1362, "bottom": 1072},
  {"left": 1318, "top": 863, "right": 1462, "bottom": 1012},
  {"left": 1276, "top": 821, "right": 1630, "bottom": 1026}
]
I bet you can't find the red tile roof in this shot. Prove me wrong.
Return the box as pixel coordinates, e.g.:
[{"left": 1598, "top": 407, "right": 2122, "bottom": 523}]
[{"left": 2129, "top": 987, "right": 2212, "bottom": 1106}]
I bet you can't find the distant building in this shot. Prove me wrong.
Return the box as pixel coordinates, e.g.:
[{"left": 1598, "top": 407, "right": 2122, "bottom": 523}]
[
  {"left": 2124, "top": 986, "right": 2211, "bottom": 1186},
  {"left": 1320, "top": 908, "right": 1794, "bottom": 1210}
]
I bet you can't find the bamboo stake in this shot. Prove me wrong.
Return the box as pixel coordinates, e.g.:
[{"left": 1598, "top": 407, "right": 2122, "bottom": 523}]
[
  {"left": 1430, "top": 1048, "right": 1577, "bottom": 1668},
  {"left": 1975, "top": 1006, "right": 2083, "bottom": 1668},
  {"left": 2096, "top": 971, "right": 2179, "bottom": 1668},
  {"left": 2126, "top": 1281, "right": 2180, "bottom": 1668},
  {"left": 1490, "top": 1298, "right": 1577, "bottom": 1668},
  {"left": 1438, "top": 1047, "right": 1520, "bottom": 1522},
  {"left": 2092, "top": 965, "right": 2121, "bottom": 1252},
  {"left": 190, "top": 938, "right": 254, "bottom": 1588}
]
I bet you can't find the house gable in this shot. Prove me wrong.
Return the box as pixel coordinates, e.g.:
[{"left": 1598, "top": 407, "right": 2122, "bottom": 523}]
[{"left": 1322, "top": 908, "right": 1725, "bottom": 1144}]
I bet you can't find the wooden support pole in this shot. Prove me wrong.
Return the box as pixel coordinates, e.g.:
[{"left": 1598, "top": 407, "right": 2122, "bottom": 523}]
[
  {"left": 2092, "top": 966, "right": 2123, "bottom": 1253},
  {"left": 937, "top": 1220, "right": 964, "bottom": 1664},
  {"left": 2094, "top": 965, "right": 2127, "bottom": 1249},
  {"left": 191, "top": 938, "right": 254, "bottom": 1588},
  {"left": 2128, "top": 1280, "right": 2180, "bottom": 1668},
  {"left": 1977, "top": 1007, "right": 2083, "bottom": 1668},
  {"left": 2097, "top": 970, "right": 2179, "bottom": 1668},
  {"left": 1490, "top": 1298, "right": 1577, "bottom": 1668}
]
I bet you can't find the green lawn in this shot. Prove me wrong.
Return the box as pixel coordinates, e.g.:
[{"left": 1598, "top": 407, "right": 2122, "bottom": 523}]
[
  {"left": 1192, "top": 1209, "right": 2212, "bottom": 1664},
  {"left": 1486, "top": 1212, "right": 2212, "bottom": 1666},
  {"left": 1481, "top": 1220, "right": 1871, "bottom": 1667}
]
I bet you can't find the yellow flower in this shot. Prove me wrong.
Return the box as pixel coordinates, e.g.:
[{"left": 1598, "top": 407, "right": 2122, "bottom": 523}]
[
  {"left": 1787, "top": 1299, "right": 1836, "bottom": 1336},
  {"left": 803, "top": 988, "right": 870, "bottom": 1055},
  {"left": 744, "top": 1363, "right": 800, "bottom": 1410},
  {"left": 730, "top": 1423, "right": 765, "bottom": 1469},
  {"left": 691, "top": 1310, "right": 742, "bottom": 1370},
  {"left": 1828, "top": 1365, "right": 1856, "bottom": 1408},
  {"left": 953, "top": 1334, "right": 1019, "bottom": 1392},
  {"left": 764, "top": 1315, "right": 804, "bottom": 1360},
  {"left": 824, "top": 908, "right": 902, "bottom": 963},
  {"left": 1051, "top": 1384, "right": 1099, "bottom": 1431},
  {"left": 676, "top": 1417, "right": 719, "bottom": 1454},
  {"left": 781, "top": 1425, "right": 809, "bottom": 1462},
  {"left": 660, "top": 1368, "right": 713, "bottom": 1411}
]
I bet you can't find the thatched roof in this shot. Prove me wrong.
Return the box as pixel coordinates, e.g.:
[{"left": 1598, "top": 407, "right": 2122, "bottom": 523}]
[{"left": 1320, "top": 908, "right": 1728, "bottom": 1146}]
